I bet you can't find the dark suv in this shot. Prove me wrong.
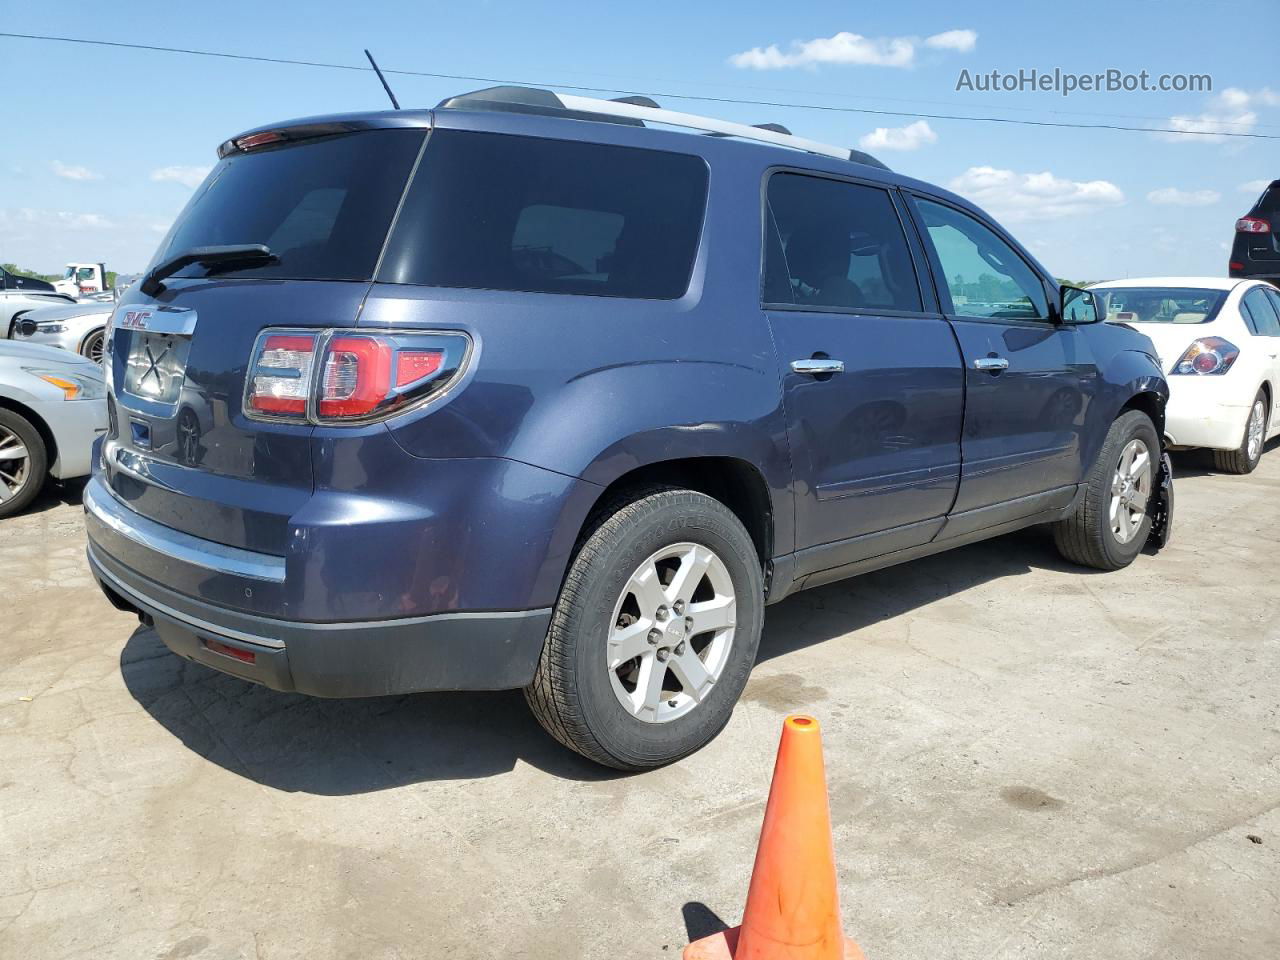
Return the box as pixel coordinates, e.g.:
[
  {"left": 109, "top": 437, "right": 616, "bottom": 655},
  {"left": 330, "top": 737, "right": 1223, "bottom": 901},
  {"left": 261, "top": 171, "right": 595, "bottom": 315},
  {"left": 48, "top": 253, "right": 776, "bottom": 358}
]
[
  {"left": 86, "top": 87, "right": 1171, "bottom": 770},
  {"left": 1231, "top": 180, "right": 1280, "bottom": 285}
]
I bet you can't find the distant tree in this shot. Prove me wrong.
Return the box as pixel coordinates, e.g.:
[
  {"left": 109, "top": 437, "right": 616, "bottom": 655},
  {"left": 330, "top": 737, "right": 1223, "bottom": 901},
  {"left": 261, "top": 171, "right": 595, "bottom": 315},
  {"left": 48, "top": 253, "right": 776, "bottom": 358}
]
[{"left": 1, "top": 263, "right": 58, "bottom": 283}]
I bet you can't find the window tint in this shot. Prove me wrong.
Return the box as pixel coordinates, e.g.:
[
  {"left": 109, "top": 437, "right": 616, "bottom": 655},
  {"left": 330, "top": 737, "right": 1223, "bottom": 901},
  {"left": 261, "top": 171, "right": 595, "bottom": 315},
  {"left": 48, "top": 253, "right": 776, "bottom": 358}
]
[
  {"left": 764, "top": 173, "right": 921, "bottom": 312},
  {"left": 154, "top": 130, "right": 425, "bottom": 282},
  {"left": 913, "top": 198, "right": 1048, "bottom": 321},
  {"left": 1256, "top": 185, "right": 1280, "bottom": 216},
  {"left": 1267, "top": 289, "right": 1280, "bottom": 333},
  {"left": 379, "top": 130, "right": 708, "bottom": 299},
  {"left": 1243, "top": 288, "right": 1280, "bottom": 336}
]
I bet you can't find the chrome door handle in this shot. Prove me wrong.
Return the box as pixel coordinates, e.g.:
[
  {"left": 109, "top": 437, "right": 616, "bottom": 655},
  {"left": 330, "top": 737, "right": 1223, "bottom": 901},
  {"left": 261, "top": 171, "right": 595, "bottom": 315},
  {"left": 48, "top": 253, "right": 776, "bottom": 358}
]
[
  {"left": 973, "top": 357, "right": 1010, "bottom": 372},
  {"left": 791, "top": 358, "right": 845, "bottom": 375}
]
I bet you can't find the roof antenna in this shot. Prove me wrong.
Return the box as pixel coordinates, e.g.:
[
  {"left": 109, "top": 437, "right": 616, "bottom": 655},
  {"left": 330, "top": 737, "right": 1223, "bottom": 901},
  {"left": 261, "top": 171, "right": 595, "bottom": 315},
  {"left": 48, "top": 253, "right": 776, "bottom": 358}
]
[{"left": 364, "top": 49, "right": 401, "bottom": 110}]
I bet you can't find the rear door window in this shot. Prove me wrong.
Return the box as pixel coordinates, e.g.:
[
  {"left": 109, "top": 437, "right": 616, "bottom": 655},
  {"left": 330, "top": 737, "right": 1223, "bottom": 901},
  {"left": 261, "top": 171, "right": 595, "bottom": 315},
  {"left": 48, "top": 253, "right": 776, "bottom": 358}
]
[
  {"left": 1266, "top": 288, "right": 1280, "bottom": 333},
  {"left": 379, "top": 130, "right": 709, "bottom": 300},
  {"left": 763, "top": 173, "right": 922, "bottom": 312},
  {"left": 1243, "top": 287, "right": 1280, "bottom": 336},
  {"left": 153, "top": 129, "right": 426, "bottom": 283}
]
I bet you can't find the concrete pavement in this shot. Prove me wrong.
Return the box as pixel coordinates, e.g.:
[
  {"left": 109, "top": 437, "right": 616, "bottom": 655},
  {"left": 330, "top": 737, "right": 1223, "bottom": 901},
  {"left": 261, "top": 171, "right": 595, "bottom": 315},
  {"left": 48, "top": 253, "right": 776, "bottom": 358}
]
[{"left": 1, "top": 448, "right": 1277, "bottom": 959}]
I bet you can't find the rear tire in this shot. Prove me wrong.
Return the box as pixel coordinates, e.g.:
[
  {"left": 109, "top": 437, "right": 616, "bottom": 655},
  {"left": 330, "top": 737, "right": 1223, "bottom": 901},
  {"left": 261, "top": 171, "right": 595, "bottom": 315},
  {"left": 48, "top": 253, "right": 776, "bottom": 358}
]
[
  {"left": 1054, "top": 410, "right": 1159, "bottom": 571},
  {"left": 1212, "top": 391, "right": 1267, "bottom": 475},
  {"left": 0, "top": 409, "right": 48, "bottom": 519},
  {"left": 525, "top": 487, "right": 764, "bottom": 771}
]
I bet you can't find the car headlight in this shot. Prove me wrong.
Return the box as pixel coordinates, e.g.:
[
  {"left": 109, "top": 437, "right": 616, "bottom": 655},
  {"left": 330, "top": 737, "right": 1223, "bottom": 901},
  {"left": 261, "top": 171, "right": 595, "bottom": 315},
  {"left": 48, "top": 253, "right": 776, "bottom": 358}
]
[
  {"left": 24, "top": 368, "right": 107, "bottom": 400},
  {"left": 36, "top": 322, "right": 69, "bottom": 333}
]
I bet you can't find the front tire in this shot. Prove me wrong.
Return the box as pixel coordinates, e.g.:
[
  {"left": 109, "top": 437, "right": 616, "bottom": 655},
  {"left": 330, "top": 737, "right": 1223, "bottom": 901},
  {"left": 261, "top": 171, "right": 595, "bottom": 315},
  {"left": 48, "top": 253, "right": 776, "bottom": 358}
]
[
  {"left": 81, "top": 328, "right": 106, "bottom": 365},
  {"left": 525, "top": 487, "right": 764, "bottom": 770},
  {"left": 0, "top": 409, "right": 48, "bottom": 518},
  {"left": 1054, "top": 410, "right": 1159, "bottom": 571},
  {"left": 1212, "top": 391, "right": 1267, "bottom": 475}
]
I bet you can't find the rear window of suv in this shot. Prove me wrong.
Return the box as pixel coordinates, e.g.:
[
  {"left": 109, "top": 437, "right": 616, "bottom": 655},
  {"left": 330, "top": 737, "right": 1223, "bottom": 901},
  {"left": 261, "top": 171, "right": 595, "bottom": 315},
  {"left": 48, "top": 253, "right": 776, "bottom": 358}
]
[
  {"left": 151, "top": 129, "right": 427, "bottom": 283},
  {"left": 377, "top": 130, "right": 709, "bottom": 300}
]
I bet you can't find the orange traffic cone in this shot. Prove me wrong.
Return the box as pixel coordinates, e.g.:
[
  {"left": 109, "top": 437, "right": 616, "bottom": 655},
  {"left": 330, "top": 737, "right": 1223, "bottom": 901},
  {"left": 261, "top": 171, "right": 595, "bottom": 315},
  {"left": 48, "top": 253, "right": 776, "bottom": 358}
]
[{"left": 684, "top": 715, "right": 864, "bottom": 960}]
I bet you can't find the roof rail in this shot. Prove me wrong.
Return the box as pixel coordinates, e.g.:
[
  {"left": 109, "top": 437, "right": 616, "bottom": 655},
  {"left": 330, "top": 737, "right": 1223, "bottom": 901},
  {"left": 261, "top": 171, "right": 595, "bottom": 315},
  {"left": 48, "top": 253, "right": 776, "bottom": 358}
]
[{"left": 435, "top": 87, "right": 890, "bottom": 171}]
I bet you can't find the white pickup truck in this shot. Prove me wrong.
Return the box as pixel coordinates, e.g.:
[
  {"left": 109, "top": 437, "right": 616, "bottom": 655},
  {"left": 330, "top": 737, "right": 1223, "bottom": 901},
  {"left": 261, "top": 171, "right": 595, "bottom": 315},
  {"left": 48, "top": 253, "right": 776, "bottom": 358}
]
[{"left": 52, "top": 262, "right": 109, "bottom": 298}]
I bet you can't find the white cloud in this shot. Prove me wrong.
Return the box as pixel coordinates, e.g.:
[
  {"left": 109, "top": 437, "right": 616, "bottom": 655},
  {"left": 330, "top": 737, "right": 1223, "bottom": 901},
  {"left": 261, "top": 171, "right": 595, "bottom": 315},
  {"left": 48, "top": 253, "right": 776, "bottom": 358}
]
[
  {"left": 1159, "top": 87, "right": 1278, "bottom": 142},
  {"left": 150, "top": 165, "right": 212, "bottom": 189},
  {"left": 52, "top": 161, "right": 102, "bottom": 182},
  {"left": 859, "top": 120, "right": 938, "bottom": 151},
  {"left": 730, "top": 32, "right": 914, "bottom": 69},
  {"left": 729, "top": 28, "right": 978, "bottom": 70},
  {"left": 1240, "top": 179, "right": 1273, "bottom": 193},
  {"left": 948, "top": 167, "right": 1125, "bottom": 222},
  {"left": 924, "top": 29, "right": 977, "bottom": 52},
  {"left": 1, "top": 208, "right": 114, "bottom": 230},
  {"left": 0, "top": 207, "right": 162, "bottom": 274},
  {"left": 1147, "top": 187, "right": 1221, "bottom": 207}
]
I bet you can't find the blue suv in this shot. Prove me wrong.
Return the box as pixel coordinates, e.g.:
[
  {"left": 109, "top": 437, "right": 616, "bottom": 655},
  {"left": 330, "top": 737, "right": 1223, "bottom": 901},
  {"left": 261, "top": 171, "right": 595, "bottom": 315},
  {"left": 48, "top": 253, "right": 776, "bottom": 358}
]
[{"left": 86, "top": 87, "right": 1172, "bottom": 769}]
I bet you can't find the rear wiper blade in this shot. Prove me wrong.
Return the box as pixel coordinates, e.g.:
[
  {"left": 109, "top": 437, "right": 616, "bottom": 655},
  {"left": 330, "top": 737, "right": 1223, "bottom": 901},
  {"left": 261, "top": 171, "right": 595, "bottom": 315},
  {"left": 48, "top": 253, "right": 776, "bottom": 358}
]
[{"left": 140, "top": 244, "right": 275, "bottom": 296}]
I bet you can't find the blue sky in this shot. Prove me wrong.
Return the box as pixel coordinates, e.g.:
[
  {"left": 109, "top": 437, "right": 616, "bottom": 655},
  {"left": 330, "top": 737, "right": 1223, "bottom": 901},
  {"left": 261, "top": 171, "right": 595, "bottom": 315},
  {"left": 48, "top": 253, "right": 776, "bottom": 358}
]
[{"left": 2, "top": 0, "right": 1276, "bottom": 279}]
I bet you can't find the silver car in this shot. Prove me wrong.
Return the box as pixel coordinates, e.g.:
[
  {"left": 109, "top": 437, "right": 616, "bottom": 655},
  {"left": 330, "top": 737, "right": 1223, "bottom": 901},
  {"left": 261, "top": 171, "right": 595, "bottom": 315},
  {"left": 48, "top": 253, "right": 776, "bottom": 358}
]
[
  {"left": 0, "top": 340, "right": 107, "bottom": 517},
  {"left": 11, "top": 301, "right": 112, "bottom": 363}
]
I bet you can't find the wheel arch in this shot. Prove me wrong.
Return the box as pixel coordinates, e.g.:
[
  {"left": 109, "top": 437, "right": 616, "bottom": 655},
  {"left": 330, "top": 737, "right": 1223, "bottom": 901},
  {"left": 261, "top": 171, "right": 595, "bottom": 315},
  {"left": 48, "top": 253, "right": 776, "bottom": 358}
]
[
  {"left": 78, "top": 324, "right": 107, "bottom": 357},
  {"left": 1119, "top": 389, "right": 1167, "bottom": 440},
  {"left": 579, "top": 456, "right": 775, "bottom": 571}
]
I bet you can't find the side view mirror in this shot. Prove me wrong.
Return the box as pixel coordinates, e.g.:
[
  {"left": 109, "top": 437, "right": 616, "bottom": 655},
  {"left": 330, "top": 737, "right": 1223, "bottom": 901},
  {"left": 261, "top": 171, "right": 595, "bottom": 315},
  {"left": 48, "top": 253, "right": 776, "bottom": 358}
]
[{"left": 1060, "top": 285, "right": 1102, "bottom": 324}]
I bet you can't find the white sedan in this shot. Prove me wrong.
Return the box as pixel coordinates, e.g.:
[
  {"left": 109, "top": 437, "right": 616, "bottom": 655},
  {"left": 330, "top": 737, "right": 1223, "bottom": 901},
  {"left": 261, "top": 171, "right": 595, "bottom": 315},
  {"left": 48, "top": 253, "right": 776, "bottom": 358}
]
[
  {"left": 0, "top": 340, "right": 108, "bottom": 517},
  {"left": 1093, "top": 277, "right": 1280, "bottom": 473}
]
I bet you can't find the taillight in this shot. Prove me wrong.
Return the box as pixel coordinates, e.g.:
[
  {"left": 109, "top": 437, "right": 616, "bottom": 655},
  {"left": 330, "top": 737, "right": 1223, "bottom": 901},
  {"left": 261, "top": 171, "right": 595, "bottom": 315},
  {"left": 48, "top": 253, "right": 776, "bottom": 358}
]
[
  {"left": 247, "top": 333, "right": 317, "bottom": 417},
  {"left": 244, "top": 329, "right": 469, "bottom": 423},
  {"left": 319, "top": 336, "right": 394, "bottom": 418},
  {"left": 1229, "top": 261, "right": 1246, "bottom": 272},
  {"left": 1236, "top": 216, "right": 1272, "bottom": 234},
  {"left": 1171, "top": 337, "right": 1239, "bottom": 376}
]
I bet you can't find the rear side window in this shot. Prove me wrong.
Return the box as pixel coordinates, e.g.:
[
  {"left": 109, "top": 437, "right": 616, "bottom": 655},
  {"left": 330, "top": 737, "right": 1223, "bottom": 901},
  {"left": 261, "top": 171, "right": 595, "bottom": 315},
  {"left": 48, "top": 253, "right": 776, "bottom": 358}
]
[
  {"left": 153, "top": 130, "right": 427, "bottom": 282},
  {"left": 379, "top": 130, "right": 709, "bottom": 299},
  {"left": 1255, "top": 185, "right": 1280, "bottom": 216},
  {"left": 764, "top": 173, "right": 922, "bottom": 312}
]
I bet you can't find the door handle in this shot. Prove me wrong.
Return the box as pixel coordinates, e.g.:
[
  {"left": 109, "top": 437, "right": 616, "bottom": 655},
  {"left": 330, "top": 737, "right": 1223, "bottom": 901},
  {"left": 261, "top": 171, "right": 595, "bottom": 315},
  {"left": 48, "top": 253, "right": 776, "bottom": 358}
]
[
  {"left": 973, "top": 356, "right": 1010, "bottom": 372},
  {"left": 791, "top": 358, "right": 845, "bottom": 376}
]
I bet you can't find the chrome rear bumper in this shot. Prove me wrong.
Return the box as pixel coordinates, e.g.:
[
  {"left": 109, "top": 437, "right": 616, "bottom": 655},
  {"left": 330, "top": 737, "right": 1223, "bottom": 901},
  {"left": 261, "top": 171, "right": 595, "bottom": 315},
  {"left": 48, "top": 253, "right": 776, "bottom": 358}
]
[{"left": 83, "top": 475, "right": 285, "bottom": 582}]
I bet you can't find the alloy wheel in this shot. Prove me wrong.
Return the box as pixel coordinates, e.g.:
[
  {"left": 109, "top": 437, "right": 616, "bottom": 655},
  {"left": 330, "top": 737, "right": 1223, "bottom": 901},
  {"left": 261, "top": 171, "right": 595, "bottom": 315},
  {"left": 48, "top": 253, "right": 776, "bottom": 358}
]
[
  {"left": 606, "top": 542, "right": 737, "bottom": 723},
  {"left": 1109, "top": 438, "right": 1152, "bottom": 545},
  {"left": 1246, "top": 399, "right": 1265, "bottom": 463},
  {"left": 85, "top": 331, "right": 106, "bottom": 365},
  {"left": 0, "top": 425, "right": 31, "bottom": 504}
]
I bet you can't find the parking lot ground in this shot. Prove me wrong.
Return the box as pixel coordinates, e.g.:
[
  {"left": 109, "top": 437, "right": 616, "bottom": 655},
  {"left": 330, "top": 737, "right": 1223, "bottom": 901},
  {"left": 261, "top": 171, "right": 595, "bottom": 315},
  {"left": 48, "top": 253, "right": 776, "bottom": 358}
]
[{"left": 2, "top": 448, "right": 1278, "bottom": 960}]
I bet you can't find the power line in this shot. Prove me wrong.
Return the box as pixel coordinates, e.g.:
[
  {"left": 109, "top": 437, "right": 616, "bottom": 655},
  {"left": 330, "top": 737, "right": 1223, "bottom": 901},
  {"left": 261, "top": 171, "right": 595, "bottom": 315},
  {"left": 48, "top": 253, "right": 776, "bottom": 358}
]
[{"left": 2, "top": 31, "right": 1275, "bottom": 141}]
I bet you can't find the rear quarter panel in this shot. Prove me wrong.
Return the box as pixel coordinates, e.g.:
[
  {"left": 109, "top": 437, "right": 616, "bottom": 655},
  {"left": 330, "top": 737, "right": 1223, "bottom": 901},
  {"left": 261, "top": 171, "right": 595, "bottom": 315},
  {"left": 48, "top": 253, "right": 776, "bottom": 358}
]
[{"left": 357, "top": 150, "right": 795, "bottom": 556}]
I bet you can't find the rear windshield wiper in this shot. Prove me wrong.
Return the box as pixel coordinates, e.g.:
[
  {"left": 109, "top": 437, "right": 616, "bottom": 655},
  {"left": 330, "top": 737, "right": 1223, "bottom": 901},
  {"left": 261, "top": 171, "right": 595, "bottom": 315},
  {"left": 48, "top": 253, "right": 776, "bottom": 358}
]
[{"left": 140, "top": 244, "right": 275, "bottom": 296}]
